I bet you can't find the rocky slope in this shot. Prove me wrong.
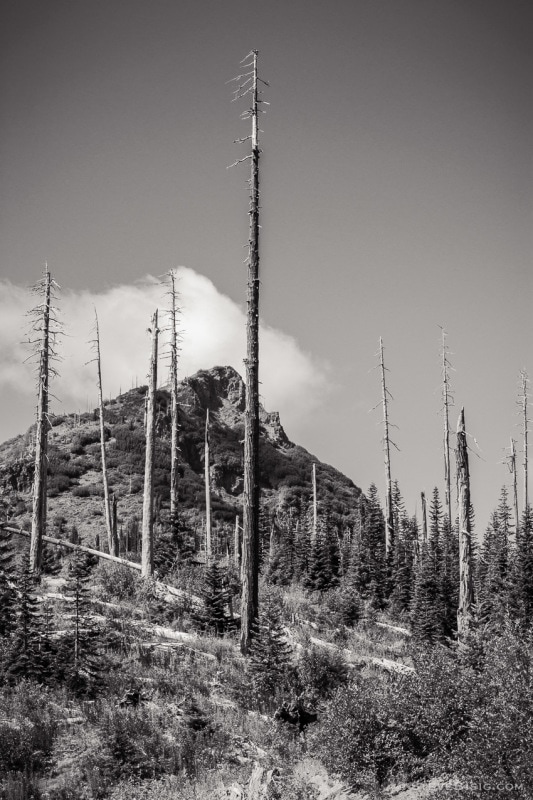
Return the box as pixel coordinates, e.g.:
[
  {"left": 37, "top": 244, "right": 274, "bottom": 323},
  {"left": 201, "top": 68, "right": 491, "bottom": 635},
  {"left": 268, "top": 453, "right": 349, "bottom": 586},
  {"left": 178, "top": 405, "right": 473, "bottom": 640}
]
[{"left": 0, "top": 366, "right": 362, "bottom": 549}]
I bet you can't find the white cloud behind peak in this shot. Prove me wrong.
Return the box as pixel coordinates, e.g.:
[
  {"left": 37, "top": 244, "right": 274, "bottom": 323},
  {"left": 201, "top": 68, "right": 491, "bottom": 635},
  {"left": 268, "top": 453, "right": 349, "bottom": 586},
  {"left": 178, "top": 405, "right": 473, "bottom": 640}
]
[{"left": 0, "top": 267, "right": 330, "bottom": 440}]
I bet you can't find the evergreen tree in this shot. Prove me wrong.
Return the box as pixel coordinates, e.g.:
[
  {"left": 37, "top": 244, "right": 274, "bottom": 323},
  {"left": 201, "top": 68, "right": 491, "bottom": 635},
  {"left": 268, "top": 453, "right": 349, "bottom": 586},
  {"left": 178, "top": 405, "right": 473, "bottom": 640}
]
[
  {"left": 410, "top": 542, "right": 443, "bottom": 644},
  {"left": 0, "top": 530, "right": 16, "bottom": 639},
  {"left": 356, "top": 485, "right": 386, "bottom": 608},
  {"left": 3, "top": 562, "right": 48, "bottom": 683},
  {"left": 193, "top": 561, "right": 233, "bottom": 636},
  {"left": 248, "top": 594, "right": 292, "bottom": 710},
  {"left": 510, "top": 505, "right": 533, "bottom": 627},
  {"left": 57, "top": 552, "right": 104, "bottom": 697}
]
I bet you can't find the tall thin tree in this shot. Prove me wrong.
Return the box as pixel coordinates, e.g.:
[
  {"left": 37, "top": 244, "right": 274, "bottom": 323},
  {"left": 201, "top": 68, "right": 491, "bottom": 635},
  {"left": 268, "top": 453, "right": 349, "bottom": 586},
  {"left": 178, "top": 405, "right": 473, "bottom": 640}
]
[
  {"left": 167, "top": 270, "right": 181, "bottom": 520},
  {"left": 440, "top": 327, "right": 454, "bottom": 525},
  {"left": 89, "top": 310, "right": 119, "bottom": 556},
  {"left": 312, "top": 463, "right": 318, "bottom": 543},
  {"left": 141, "top": 311, "right": 159, "bottom": 578},
  {"left": 456, "top": 408, "right": 474, "bottom": 639},
  {"left": 28, "top": 266, "right": 61, "bottom": 572},
  {"left": 205, "top": 409, "right": 212, "bottom": 560},
  {"left": 510, "top": 438, "right": 520, "bottom": 537},
  {"left": 518, "top": 370, "right": 530, "bottom": 514},
  {"left": 230, "top": 50, "right": 267, "bottom": 654},
  {"left": 377, "top": 337, "right": 396, "bottom": 555}
]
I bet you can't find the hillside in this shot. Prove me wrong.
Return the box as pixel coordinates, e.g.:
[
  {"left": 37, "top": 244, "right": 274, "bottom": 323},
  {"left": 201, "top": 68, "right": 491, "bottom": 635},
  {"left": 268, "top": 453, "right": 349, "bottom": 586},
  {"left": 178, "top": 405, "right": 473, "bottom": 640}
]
[{"left": 0, "top": 365, "right": 362, "bottom": 555}]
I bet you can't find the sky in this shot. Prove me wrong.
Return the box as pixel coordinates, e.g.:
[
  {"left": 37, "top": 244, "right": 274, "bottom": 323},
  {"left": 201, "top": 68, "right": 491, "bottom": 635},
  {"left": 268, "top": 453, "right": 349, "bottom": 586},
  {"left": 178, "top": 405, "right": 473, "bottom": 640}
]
[{"left": 0, "top": 0, "right": 531, "bottom": 533}]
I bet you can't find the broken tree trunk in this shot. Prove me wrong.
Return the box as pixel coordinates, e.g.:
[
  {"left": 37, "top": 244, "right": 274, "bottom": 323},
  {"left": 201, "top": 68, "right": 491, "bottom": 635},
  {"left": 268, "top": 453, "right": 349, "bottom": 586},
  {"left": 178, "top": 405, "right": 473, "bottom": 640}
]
[
  {"left": 456, "top": 408, "right": 474, "bottom": 640},
  {"left": 421, "top": 491, "right": 428, "bottom": 545},
  {"left": 93, "top": 309, "right": 119, "bottom": 557},
  {"left": 205, "top": 409, "right": 212, "bottom": 560},
  {"left": 379, "top": 337, "right": 394, "bottom": 555},
  {"left": 511, "top": 438, "right": 520, "bottom": 537},
  {"left": 142, "top": 311, "right": 159, "bottom": 578},
  {"left": 441, "top": 328, "right": 453, "bottom": 526},
  {"left": 311, "top": 462, "right": 318, "bottom": 543},
  {"left": 168, "top": 270, "right": 180, "bottom": 520},
  {"left": 234, "top": 515, "right": 241, "bottom": 568}
]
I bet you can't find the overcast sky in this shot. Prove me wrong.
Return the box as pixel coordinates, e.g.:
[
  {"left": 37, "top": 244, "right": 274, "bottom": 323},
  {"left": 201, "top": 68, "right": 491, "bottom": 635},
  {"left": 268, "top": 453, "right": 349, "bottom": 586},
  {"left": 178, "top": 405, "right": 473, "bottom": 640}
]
[{"left": 1, "top": 0, "right": 531, "bottom": 532}]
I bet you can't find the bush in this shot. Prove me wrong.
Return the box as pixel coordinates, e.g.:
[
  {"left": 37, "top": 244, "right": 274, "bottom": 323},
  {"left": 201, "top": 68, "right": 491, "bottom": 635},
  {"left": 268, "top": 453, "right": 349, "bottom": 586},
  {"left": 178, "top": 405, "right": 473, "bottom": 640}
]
[
  {"left": 296, "top": 645, "right": 349, "bottom": 703},
  {"left": 0, "top": 682, "right": 59, "bottom": 775}
]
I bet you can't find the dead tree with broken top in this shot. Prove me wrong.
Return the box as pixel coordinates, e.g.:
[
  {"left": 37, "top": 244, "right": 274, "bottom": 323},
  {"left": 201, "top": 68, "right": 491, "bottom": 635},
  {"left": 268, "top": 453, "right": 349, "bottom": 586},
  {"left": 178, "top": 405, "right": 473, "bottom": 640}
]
[
  {"left": 439, "top": 327, "right": 454, "bottom": 526},
  {"left": 518, "top": 370, "right": 530, "bottom": 515},
  {"left": 166, "top": 270, "right": 181, "bottom": 521},
  {"left": 229, "top": 50, "right": 268, "bottom": 654},
  {"left": 89, "top": 309, "right": 119, "bottom": 556},
  {"left": 373, "top": 337, "right": 397, "bottom": 556},
  {"left": 204, "top": 409, "right": 212, "bottom": 560},
  {"left": 142, "top": 311, "right": 159, "bottom": 578},
  {"left": 28, "top": 266, "right": 61, "bottom": 572},
  {"left": 455, "top": 407, "right": 474, "bottom": 640}
]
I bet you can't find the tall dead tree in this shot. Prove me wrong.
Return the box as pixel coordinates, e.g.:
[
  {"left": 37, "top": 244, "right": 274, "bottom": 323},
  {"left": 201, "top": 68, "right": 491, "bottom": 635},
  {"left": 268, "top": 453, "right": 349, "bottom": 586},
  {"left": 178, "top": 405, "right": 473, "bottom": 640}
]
[
  {"left": 204, "top": 409, "right": 212, "bottom": 560},
  {"left": 518, "top": 370, "right": 530, "bottom": 513},
  {"left": 230, "top": 50, "right": 267, "bottom": 654},
  {"left": 141, "top": 311, "right": 159, "bottom": 578},
  {"left": 90, "top": 310, "right": 119, "bottom": 556},
  {"left": 420, "top": 491, "right": 428, "bottom": 545},
  {"left": 311, "top": 463, "right": 318, "bottom": 543},
  {"left": 456, "top": 407, "right": 474, "bottom": 640},
  {"left": 166, "top": 270, "right": 181, "bottom": 520},
  {"left": 440, "top": 328, "right": 454, "bottom": 525},
  {"left": 376, "top": 337, "right": 397, "bottom": 555},
  {"left": 28, "top": 266, "right": 61, "bottom": 572},
  {"left": 510, "top": 438, "right": 520, "bottom": 536}
]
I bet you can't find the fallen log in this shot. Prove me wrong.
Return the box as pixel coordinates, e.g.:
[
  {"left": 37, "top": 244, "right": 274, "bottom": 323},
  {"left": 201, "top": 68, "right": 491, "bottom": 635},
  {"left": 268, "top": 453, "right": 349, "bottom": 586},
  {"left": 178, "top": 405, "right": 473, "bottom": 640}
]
[{"left": 2, "top": 524, "right": 202, "bottom": 606}]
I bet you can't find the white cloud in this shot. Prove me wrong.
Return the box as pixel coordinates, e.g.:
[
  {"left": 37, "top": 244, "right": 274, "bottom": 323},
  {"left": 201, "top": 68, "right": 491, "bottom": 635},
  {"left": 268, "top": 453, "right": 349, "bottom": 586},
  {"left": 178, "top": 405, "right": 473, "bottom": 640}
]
[{"left": 0, "top": 268, "right": 330, "bottom": 438}]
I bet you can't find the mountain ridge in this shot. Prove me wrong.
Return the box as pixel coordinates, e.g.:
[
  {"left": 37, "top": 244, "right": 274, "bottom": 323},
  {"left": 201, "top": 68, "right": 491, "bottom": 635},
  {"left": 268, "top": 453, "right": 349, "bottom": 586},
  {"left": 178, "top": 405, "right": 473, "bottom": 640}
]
[{"left": 0, "top": 365, "right": 362, "bottom": 552}]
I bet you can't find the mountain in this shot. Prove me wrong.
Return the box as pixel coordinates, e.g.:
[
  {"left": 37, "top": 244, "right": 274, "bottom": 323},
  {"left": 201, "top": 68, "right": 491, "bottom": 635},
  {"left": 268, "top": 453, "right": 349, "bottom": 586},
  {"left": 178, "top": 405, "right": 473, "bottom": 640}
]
[{"left": 0, "top": 365, "right": 362, "bottom": 551}]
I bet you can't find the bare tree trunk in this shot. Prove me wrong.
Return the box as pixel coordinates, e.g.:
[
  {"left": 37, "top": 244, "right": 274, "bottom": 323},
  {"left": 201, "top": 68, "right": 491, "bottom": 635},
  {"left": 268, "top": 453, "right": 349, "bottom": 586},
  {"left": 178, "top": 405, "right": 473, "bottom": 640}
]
[
  {"left": 379, "top": 337, "right": 394, "bottom": 554},
  {"left": 142, "top": 311, "right": 159, "bottom": 578},
  {"left": 240, "top": 50, "right": 261, "bottom": 655},
  {"left": 311, "top": 462, "right": 318, "bottom": 543},
  {"left": 93, "top": 310, "right": 119, "bottom": 556},
  {"left": 30, "top": 268, "right": 52, "bottom": 572},
  {"left": 234, "top": 515, "right": 241, "bottom": 568},
  {"left": 205, "top": 409, "right": 212, "bottom": 560},
  {"left": 168, "top": 270, "right": 180, "bottom": 520},
  {"left": 441, "top": 328, "right": 453, "bottom": 525},
  {"left": 520, "top": 371, "right": 530, "bottom": 513},
  {"left": 421, "top": 491, "right": 428, "bottom": 545},
  {"left": 510, "top": 438, "right": 520, "bottom": 538},
  {"left": 456, "top": 408, "right": 474, "bottom": 640}
]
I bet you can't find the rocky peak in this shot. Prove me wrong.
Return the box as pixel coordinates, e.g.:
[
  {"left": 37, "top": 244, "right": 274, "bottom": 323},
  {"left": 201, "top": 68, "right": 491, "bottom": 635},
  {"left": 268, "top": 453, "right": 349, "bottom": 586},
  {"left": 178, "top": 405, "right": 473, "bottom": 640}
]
[{"left": 177, "top": 366, "right": 289, "bottom": 445}]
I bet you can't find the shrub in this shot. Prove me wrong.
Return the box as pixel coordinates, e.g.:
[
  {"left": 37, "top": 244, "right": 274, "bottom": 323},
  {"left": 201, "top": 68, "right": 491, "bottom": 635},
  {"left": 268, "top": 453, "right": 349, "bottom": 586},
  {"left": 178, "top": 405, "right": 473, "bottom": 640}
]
[{"left": 0, "top": 682, "right": 59, "bottom": 774}]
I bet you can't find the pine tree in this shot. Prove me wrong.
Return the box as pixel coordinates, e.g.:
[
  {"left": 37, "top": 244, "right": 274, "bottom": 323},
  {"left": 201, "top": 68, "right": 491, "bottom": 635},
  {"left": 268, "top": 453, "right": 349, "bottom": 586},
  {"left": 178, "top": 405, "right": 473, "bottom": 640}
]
[
  {"left": 193, "top": 561, "right": 233, "bottom": 636},
  {"left": 248, "top": 594, "right": 292, "bottom": 709},
  {"left": 57, "top": 552, "right": 104, "bottom": 697},
  {"left": 356, "top": 485, "right": 386, "bottom": 608},
  {"left": 410, "top": 542, "right": 443, "bottom": 644},
  {"left": 510, "top": 505, "right": 533, "bottom": 627},
  {"left": 0, "top": 530, "right": 16, "bottom": 639},
  {"left": 3, "top": 562, "right": 48, "bottom": 683}
]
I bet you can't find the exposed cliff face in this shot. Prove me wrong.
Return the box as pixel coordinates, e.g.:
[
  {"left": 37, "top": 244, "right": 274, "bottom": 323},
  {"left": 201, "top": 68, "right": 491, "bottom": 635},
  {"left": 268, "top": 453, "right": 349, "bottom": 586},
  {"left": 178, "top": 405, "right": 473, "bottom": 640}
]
[{"left": 0, "top": 366, "right": 362, "bottom": 540}]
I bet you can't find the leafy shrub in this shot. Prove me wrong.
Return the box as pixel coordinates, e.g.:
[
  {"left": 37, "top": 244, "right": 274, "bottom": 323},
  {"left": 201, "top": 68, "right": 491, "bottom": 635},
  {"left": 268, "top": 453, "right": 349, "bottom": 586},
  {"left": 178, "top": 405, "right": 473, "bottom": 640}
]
[
  {"left": 296, "top": 645, "right": 349, "bottom": 703},
  {"left": 316, "top": 646, "right": 478, "bottom": 790},
  {"left": 0, "top": 682, "right": 59, "bottom": 775},
  {"left": 72, "top": 486, "right": 90, "bottom": 498},
  {"left": 97, "top": 564, "right": 138, "bottom": 601}
]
